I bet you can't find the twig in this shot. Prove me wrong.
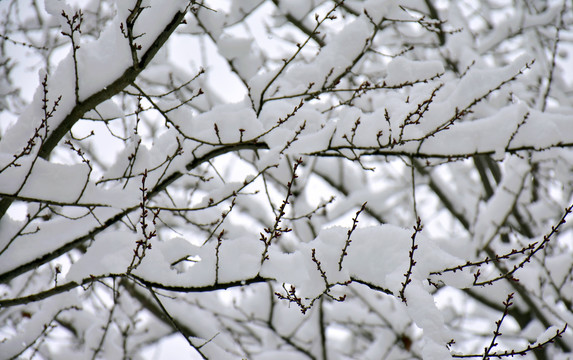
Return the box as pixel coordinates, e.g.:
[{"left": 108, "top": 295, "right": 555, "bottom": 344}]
[
  {"left": 338, "top": 202, "right": 367, "bottom": 271},
  {"left": 399, "top": 217, "right": 423, "bottom": 303}
]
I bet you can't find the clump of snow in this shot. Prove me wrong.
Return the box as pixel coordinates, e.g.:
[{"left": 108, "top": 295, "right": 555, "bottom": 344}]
[
  {"left": 534, "top": 325, "right": 562, "bottom": 345},
  {"left": 217, "top": 236, "right": 264, "bottom": 282},
  {"left": 65, "top": 231, "right": 136, "bottom": 282},
  {"left": 218, "top": 35, "right": 253, "bottom": 60},
  {"left": 478, "top": 5, "right": 561, "bottom": 53},
  {"left": 174, "top": 102, "right": 263, "bottom": 143},
  {"left": 363, "top": 0, "right": 413, "bottom": 23},
  {"left": 249, "top": 16, "right": 373, "bottom": 108},
  {"left": 473, "top": 156, "right": 530, "bottom": 246},
  {"left": 217, "top": 34, "right": 262, "bottom": 79},
  {"left": 256, "top": 221, "right": 466, "bottom": 353},
  {"left": 0, "top": 291, "right": 80, "bottom": 358},
  {"left": 276, "top": 0, "right": 312, "bottom": 20},
  {"left": 44, "top": 0, "right": 72, "bottom": 17},
  {"left": 0, "top": 157, "right": 90, "bottom": 203},
  {"left": 385, "top": 58, "right": 444, "bottom": 86}
]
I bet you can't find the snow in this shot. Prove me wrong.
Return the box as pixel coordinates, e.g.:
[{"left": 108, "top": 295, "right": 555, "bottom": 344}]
[
  {"left": 0, "top": 152, "right": 142, "bottom": 208},
  {"left": 0, "top": 0, "right": 188, "bottom": 157},
  {"left": 261, "top": 245, "right": 326, "bottom": 300},
  {"left": 363, "top": 0, "right": 413, "bottom": 24},
  {"left": 405, "top": 281, "right": 452, "bottom": 359},
  {"left": 473, "top": 156, "right": 530, "bottom": 246},
  {"left": 385, "top": 58, "right": 444, "bottom": 86},
  {"left": 90, "top": 234, "right": 261, "bottom": 289},
  {"left": 0, "top": 157, "right": 89, "bottom": 202},
  {"left": 217, "top": 236, "right": 264, "bottom": 282},
  {"left": 546, "top": 253, "right": 573, "bottom": 286},
  {"left": 0, "top": 206, "right": 120, "bottom": 273},
  {"left": 229, "top": 0, "right": 264, "bottom": 17},
  {"left": 283, "top": 122, "right": 336, "bottom": 155},
  {"left": 535, "top": 325, "right": 562, "bottom": 345},
  {"left": 196, "top": 182, "right": 248, "bottom": 207},
  {"left": 218, "top": 35, "right": 253, "bottom": 60},
  {"left": 276, "top": 0, "right": 312, "bottom": 21},
  {"left": 254, "top": 350, "right": 310, "bottom": 360},
  {"left": 44, "top": 0, "right": 72, "bottom": 20},
  {"left": 84, "top": 99, "right": 125, "bottom": 120},
  {"left": 65, "top": 231, "right": 135, "bottom": 282},
  {"left": 248, "top": 16, "right": 374, "bottom": 107},
  {"left": 0, "top": 292, "right": 80, "bottom": 358},
  {"left": 174, "top": 102, "right": 263, "bottom": 143},
  {"left": 217, "top": 33, "right": 263, "bottom": 79},
  {"left": 3, "top": 0, "right": 573, "bottom": 358},
  {"left": 192, "top": 6, "right": 226, "bottom": 39},
  {"left": 478, "top": 4, "right": 562, "bottom": 53},
  {"left": 255, "top": 221, "right": 470, "bottom": 351},
  {"left": 76, "top": 17, "right": 132, "bottom": 100}
]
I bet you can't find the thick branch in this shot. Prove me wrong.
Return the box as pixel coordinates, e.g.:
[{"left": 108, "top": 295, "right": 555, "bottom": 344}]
[{"left": 0, "top": 273, "right": 267, "bottom": 308}]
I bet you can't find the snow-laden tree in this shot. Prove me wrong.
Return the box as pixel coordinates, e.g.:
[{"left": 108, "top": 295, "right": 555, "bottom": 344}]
[{"left": 1, "top": 0, "right": 573, "bottom": 358}]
